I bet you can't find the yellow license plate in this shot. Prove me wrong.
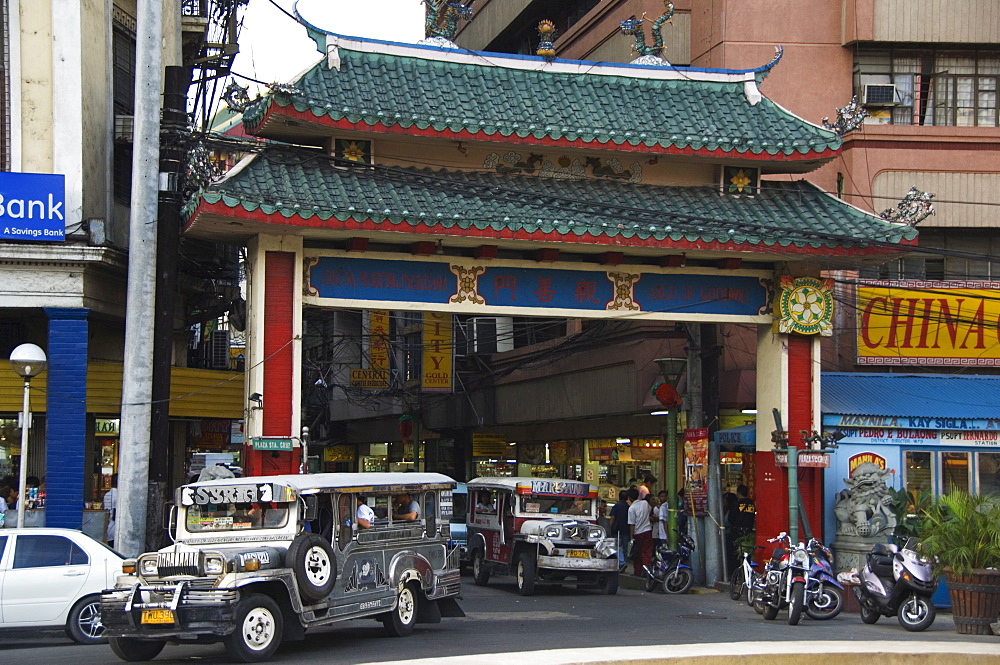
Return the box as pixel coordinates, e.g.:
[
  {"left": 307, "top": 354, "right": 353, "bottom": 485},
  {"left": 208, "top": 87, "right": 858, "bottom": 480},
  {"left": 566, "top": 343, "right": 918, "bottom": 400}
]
[
  {"left": 141, "top": 609, "right": 174, "bottom": 624},
  {"left": 566, "top": 550, "right": 590, "bottom": 559}
]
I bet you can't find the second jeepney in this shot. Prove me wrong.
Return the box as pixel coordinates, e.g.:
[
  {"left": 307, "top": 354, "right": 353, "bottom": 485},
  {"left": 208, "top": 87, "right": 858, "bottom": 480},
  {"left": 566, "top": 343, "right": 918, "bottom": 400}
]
[
  {"left": 465, "top": 477, "right": 618, "bottom": 595},
  {"left": 101, "top": 473, "right": 463, "bottom": 663}
]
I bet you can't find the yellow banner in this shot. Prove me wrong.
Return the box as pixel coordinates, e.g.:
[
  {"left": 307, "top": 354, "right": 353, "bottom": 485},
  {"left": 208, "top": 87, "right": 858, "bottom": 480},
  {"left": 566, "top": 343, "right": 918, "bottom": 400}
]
[
  {"left": 422, "top": 312, "right": 453, "bottom": 392},
  {"left": 369, "top": 310, "right": 390, "bottom": 371},
  {"left": 857, "top": 282, "right": 1000, "bottom": 366}
]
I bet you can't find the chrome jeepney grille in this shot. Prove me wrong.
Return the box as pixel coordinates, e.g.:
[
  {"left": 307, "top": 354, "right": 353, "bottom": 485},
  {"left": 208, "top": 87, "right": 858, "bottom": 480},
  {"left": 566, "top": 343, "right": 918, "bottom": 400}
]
[{"left": 157, "top": 551, "right": 200, "bottom": 577}]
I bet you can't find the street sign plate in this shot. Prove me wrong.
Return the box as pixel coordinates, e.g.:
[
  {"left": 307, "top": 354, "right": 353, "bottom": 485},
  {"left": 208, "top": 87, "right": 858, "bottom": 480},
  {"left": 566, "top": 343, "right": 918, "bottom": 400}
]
[
  {"left": 251, "top": 437, "right": 294, "bottom": 451},
  {"left": 774, "top": 452, "right": 830, "bottom": 468}
]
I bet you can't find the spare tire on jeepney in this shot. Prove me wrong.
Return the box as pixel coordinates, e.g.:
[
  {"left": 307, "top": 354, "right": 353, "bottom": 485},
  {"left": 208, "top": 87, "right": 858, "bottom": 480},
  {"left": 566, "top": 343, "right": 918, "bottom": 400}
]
[{"left": 286, "top": 533, "right": 337, "bottom": 602}]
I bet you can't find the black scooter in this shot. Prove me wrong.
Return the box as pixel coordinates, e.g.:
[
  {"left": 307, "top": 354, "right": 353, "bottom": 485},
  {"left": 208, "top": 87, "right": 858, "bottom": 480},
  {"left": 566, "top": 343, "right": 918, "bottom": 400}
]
[{"left": 853, "top": 538, "right": 937, "bottom": 632}]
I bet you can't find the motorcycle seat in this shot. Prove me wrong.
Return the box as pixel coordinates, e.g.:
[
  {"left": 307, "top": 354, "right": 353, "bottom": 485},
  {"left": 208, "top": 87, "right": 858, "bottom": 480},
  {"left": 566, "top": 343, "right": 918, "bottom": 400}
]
[
  {"left": 771, "top": 548, "right": 787, "bottom": 562},
  {"left": 869, "top": 555, "right": 894, "bottom": 577}
]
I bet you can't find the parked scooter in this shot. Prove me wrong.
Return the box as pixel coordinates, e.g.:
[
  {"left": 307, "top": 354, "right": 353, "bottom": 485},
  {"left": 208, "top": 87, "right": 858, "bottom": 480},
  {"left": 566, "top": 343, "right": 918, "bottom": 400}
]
[
  {"left": 805, "top": 538, "right": 844, "bottom": 620},
  {"left": 760, "top": 532, "right": 811, "bottom": 625},
  {"left": 643, "top": 530, "right": 695, "bottom": 594},
  {"left": 853, "top": 538, "right": 937, "bottom": 632}
]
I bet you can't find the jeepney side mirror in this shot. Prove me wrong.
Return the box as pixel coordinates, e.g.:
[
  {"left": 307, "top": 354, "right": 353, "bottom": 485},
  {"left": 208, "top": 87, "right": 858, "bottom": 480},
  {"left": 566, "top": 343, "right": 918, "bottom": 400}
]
[
  {"left": 302, "top": 495, "right": 319, "bottom": 522},
  {"left": 165, "top": 504, "right": 177, "bottom": 542}
]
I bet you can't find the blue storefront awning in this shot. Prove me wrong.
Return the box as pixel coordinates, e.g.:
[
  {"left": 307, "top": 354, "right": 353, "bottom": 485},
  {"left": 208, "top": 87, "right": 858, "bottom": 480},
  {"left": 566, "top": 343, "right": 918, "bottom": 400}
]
[
  {"left": 822, "top": 372, "right": 1000, "bottom": 419},
  {"left": 713, "top": 424, "right": 756, "bottom": 448}
]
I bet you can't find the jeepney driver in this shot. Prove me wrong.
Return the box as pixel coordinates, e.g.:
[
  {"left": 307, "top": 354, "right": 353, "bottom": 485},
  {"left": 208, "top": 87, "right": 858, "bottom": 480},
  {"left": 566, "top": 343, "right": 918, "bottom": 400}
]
[
  {"left": 356, "top": 496, "right": 374, "bottom": 529},
  {"left": 393, "top": 493, "right": 420, "bottom": 521}
]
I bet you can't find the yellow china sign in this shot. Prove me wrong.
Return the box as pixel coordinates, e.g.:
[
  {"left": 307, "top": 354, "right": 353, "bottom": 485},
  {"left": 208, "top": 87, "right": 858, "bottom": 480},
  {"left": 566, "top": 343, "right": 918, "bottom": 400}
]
[{"left": 857, "top": 281, "right": 1000, "bottom": 366}]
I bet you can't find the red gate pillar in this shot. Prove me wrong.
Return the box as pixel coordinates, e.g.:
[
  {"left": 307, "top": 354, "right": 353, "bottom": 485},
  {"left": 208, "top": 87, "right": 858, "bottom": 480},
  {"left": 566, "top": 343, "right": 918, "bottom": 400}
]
[
  {"left": 243, "top": 236, "right": 303, "bottom": 476},
  {"left": 754, "top": 325, "right": 824, "bottom": 551}
]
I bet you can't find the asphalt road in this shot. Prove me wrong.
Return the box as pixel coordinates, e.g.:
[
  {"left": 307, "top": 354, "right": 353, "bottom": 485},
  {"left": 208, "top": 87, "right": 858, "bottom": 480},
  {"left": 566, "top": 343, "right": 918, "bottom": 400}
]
[{"left": 2, "top": 575, "right": 995, "bottom": 664}]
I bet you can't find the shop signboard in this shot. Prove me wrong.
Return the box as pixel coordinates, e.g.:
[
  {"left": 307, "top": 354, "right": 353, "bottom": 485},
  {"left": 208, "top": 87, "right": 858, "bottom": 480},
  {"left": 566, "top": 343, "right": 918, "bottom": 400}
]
[
  {"left": 323, "top": 445, "right": 355, "bottom": 462},
  {"left": 422, "top": 312, "right": 453, "bottom": 392},
  {"left": 856, "top": 280, "right": 1000, "bottom": 366},
  {"left": 684, "top": 428, "right": 709, "bottom": 516},
  {"left": 0, "top": 172, "right": 66, "bottom": 241},
  {"left": 472, "top": 433, "right": 508, "bottom": 457},
  {"left": 251, "top": 437, "right": 293, "bottom": 451}
]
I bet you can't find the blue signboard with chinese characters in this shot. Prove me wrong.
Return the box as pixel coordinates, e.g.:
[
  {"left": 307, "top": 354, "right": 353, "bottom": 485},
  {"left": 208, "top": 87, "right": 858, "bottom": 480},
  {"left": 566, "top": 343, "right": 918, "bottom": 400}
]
[
  {"left": 0, "top": 172, "right": 66, "bottom": 241},
  {"left": 306, "top": 256, "right": 770, "bottom": 319}
]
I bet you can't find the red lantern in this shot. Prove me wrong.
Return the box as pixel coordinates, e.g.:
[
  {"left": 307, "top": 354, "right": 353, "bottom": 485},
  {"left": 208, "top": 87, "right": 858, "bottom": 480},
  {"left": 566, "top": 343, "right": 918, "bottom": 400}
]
[
  {"left": 654, "top": 382, "right": 681, "bottom": 408},
  {"left": 399, "top": 415, "right": 414, "bottom": 438}
]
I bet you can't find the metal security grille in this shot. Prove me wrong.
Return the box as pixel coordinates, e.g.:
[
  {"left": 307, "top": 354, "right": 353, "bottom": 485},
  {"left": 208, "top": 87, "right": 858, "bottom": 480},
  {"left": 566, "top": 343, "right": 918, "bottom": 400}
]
[{"left": 112, "top": 13, "right": 136, "bottom": 202}]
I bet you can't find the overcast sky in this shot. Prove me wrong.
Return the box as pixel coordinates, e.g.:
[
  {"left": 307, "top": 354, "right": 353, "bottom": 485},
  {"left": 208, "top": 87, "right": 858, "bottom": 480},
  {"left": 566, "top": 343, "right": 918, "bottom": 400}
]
[{"left": 234, "top": 0, "right": 425, "bottom": 93}]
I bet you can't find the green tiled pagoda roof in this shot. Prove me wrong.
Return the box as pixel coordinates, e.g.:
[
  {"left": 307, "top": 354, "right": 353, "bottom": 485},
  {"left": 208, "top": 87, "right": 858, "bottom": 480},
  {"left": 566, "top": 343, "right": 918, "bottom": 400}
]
[
  {"left": 189, "top": 147, "right": 916, "bottom": 250},
  {"left": 241, "top": 36, "right": 841, "bottom": 160}
]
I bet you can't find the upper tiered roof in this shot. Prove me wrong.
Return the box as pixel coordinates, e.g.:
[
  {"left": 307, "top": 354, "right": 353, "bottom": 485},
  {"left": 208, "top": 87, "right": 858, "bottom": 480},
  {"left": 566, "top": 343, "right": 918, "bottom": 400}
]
[{"left": 241, "top": 31, "right": 839, "bottom": 170}]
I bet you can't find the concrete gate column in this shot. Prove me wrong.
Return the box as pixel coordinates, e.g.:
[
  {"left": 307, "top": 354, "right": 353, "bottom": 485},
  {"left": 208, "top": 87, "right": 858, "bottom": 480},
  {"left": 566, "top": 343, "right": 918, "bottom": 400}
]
[
  {"left": 754, "top": 325, "right": 823, "bottom": 547},
  {"left": 244, "top": 235, "right": 303, "bottom": 476}
]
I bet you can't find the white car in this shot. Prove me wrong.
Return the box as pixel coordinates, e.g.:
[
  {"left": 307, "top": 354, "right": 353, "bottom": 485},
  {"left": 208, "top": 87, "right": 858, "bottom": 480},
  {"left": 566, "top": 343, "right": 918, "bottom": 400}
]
[{"left": 0, "top": 527, "right": 124, "bottom": 644}]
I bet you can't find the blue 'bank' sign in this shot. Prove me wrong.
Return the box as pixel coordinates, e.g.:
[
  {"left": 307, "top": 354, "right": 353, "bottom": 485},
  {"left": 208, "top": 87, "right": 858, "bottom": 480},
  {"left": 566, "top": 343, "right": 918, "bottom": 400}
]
[{"left": 0, "top": 172, "right": 66, "bottom": 241}]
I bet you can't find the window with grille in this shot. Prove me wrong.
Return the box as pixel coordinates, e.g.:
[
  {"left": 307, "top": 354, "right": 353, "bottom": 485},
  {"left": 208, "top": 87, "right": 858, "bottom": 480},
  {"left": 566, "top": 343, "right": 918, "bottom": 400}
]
[
  {"left": 113, "top": 16, "right": 136, "bottom": 202},
  {"left": 856, "top": 48, "right": 1000, "bottom": 127},
  {"left": 0, "top": 0, "right": 10, "bottom": 170}
]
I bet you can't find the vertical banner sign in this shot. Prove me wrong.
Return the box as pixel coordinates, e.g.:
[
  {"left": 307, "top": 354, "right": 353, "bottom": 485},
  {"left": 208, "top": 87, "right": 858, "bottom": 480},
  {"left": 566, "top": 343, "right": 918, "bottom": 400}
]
[
  {"left": 422, "top": 312, "right": 453, "bottom": 392},
  {"left": 683, "top": 428, "right": 709, "bottom": 516},
  {"left": 369, "top": 310, "right": 390, "bottom": 373},
  {"left": 0, "top": 172, "right": 66, "bottom": 241}
]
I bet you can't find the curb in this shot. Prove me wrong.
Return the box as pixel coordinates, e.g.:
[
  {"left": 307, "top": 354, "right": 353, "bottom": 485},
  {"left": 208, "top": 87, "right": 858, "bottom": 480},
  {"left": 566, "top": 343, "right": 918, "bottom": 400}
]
[{"left": 618, "top": 572, "right": 719, "bottom": 593}]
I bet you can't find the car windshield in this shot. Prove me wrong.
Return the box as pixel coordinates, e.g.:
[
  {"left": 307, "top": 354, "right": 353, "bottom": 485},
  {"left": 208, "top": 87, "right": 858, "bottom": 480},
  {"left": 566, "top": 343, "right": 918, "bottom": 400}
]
[
  {"left": 519, "top": 495, "right": 593, "bottom": 516},
  {"left": 184, "top": 502, "right": 290, "bottom": 532}
]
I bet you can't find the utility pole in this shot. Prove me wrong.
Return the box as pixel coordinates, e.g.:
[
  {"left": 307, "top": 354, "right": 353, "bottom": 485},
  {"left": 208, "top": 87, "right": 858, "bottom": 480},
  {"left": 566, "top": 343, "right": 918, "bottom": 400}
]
[
  {"left": 118, "top": 0, "right": 162, "bottom": 558},
  {"left": 148, "top": 66, "right": 188, "bottom": 550}
]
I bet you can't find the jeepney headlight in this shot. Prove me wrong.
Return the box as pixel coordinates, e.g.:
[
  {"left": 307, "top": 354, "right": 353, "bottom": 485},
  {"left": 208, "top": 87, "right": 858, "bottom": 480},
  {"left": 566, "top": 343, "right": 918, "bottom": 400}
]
[
  {"left": 204, "top": 555, "right": 225, "bottom": 575},
  {"left": 544, "top": 525, "right": 562, "bottom": 539},
  {"left": 139, "top": 558, "right": 158, "bottom": 576},
  {"left": 588, "top": 527, "right": 603, "bottom": 540}
]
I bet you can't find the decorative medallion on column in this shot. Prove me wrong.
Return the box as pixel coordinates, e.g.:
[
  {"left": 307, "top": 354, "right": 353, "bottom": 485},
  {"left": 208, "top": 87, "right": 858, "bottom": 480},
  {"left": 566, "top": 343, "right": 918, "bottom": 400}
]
[
  {"left": 776, "top": 276, "right": 834, "bottom": 336},
  {"left": 606, "top": 272, "right": 641, "bottom": 311},
  {"left": 449, "top": 264, "right": 487, "bottom": 304}
]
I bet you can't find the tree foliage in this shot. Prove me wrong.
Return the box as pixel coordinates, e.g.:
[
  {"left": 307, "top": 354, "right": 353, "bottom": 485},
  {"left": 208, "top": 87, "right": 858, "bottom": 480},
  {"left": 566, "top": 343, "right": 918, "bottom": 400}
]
[{"left": 916, "top": 491, "right": 1000, "bottom": 575}]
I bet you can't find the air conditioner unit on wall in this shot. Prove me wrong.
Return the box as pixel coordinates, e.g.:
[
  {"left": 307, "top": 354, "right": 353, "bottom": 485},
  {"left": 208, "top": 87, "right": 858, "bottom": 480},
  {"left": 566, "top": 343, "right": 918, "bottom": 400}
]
[
  {"left": 467, "top": 317, "right": 515, "bottom": 355},
  {"left": 862, "top": 84, "right": 898, "bottom": 106}
]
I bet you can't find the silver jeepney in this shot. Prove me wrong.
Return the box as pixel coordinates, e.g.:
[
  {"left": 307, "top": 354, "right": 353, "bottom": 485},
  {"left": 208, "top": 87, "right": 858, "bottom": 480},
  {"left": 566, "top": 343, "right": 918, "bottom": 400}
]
[{"left": 101, "top": 473, "right": 463, "bottom": 663}]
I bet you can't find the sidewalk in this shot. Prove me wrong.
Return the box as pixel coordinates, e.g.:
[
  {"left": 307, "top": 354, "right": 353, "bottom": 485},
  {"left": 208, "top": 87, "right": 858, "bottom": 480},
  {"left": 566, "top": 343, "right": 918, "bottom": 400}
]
[{"left": 617, "top": 570, "right": 720, "bottom": 593}]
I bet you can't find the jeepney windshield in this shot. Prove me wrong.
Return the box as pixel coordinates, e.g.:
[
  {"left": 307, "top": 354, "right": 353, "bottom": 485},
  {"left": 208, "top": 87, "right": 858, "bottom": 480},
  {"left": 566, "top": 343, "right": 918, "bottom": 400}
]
[
  {"left": 518, "top": 495, "right": 594, "bottom": 517},
  {"left": 184, "top": 502, "right": 291, "bottom": 532}
]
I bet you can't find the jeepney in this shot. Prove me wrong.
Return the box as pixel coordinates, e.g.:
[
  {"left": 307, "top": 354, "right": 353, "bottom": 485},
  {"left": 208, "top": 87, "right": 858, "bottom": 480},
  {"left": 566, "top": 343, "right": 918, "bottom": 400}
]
[
  {"left": 101, "top": 473, "right": 463, "bottom": 663},
  {"left": 466, "top": 477, "right": 618, "bottom": 596}
]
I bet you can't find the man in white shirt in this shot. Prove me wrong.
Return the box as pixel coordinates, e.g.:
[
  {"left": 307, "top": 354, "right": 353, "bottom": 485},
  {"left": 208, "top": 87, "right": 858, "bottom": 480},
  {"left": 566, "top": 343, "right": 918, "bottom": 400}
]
[
  {"left": 627, "top": 487, "right": 652, "bottom": 576},
  {"left": 356, "top": 496, "right": 375, "bottom": 529}
]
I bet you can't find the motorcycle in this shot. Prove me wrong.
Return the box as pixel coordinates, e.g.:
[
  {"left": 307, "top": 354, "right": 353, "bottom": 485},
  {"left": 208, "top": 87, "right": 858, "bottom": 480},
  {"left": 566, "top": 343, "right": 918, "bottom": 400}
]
[
  {"left": 759, "top": 532, "right": 811, "bottom": 625},
  {"left": 643, "top": 530, "right": 695, "bottom": 594},
  {"left": 853, "top": 538, "right": 937, "bottom": 632},
  {"left": 804, "top": 538, "right": 844, "bottom": 620}
]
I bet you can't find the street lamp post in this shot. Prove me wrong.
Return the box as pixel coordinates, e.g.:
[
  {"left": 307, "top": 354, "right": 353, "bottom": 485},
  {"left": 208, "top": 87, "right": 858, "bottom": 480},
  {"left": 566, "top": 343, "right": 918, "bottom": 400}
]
[
  {"left": 9, "top": 344, "right": 47, "bottom": 528},
  {"left": 655, "top": 357, "right": 687, "bottom": 549}
]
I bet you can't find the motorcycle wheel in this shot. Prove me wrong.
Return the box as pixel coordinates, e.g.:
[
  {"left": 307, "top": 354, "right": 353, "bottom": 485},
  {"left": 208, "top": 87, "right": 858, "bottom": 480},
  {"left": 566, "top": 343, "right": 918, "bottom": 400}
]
[
  {"left": 859, "top": 604, "right": 880, "bottom": 624},
  {"left": 762, "top": 601, "right": 779, "bottom": 621},
  {"left": 787, "top": 581, "right": 806, "bottom": 626},
  {"left": 752, "top": 594, "right": 765, "bottom": 614},
  {"left": 898, "top": 594, "right": 936, "bottom": 632},
  {"left": 729, "top": 568, "right": 745, "bottom": 601},
  {"left": 644, "top": 573, "right": 658, "bottom": 592},
  {"left": 663, "top": 567, "right": 694, "bottom": 594},
  {"left": 806, "top": 583, "right": 844, "bottom": 620}
]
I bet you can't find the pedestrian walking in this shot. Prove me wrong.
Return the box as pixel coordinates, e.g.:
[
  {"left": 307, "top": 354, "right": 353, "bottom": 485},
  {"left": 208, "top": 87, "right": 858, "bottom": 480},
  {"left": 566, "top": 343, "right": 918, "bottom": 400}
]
[
  {"left": 627, "top": 487, "right": 652, "bottom": 577},
  {"left": 608, "top": 489, "right": 631, "bottom": 569},
  {"left": 104, "top": 473, "right": 118, "bottom": 548}
]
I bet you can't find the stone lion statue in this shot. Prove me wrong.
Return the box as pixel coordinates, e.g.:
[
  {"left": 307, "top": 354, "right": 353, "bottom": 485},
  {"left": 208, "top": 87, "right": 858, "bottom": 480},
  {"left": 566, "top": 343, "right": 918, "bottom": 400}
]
[{"left": 834, "top": 462, "right": 897, "bottom": 537}]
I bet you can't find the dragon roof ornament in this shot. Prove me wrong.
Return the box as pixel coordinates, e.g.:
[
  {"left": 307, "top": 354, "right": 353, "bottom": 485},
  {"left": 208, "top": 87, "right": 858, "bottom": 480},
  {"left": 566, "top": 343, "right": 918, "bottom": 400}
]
[
  {"left": 418, "top": 0, "right": 475, "bottom": 48},
  {"left": 619, "top": 1, "right": 674, "bottom": 65}
]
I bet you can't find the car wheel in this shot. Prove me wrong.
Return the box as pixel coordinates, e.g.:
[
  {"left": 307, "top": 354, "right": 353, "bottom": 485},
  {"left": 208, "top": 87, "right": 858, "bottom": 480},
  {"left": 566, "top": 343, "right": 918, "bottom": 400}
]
[
  {"left": 383, "top": 583, "right": 418, "bottom": 637},
  {"left": 599, "top": 570, "right": 619, "bottom": 595},
  {"left": 223, "top": 593, "right": 284, "bottom": 663},
  {"left": 286, "top": 533, "right": 337, "bottom": 603},
  {"left": 66, "top": 594, "right": 106, "bottom": 645},
  {"left": 472, "top": 549, "right": 490, "bottom": 586},
  {"left": 109, "top": 637, "right": 166, "bottom": 662},
  {"left": 516, "top": 552, "right": 537, "bottom": 596}
]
